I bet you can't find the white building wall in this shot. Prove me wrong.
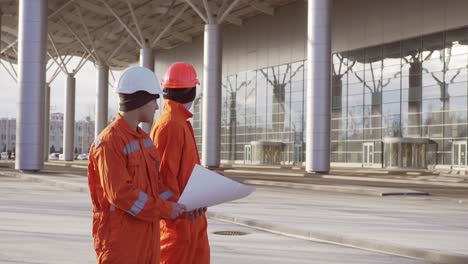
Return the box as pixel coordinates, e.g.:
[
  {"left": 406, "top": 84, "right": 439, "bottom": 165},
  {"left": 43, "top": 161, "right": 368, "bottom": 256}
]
[
  {"left": 333, "top": 0, "right": 468, "bottom": 52},
  {"left": 155, "top": 0, "right": 468, "bottom": 75},
  {"left": 154, "top": 2, "right": 307, "bottom": 81}
]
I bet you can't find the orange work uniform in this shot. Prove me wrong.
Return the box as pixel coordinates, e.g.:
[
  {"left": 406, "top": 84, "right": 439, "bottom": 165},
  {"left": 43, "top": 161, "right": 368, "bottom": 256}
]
[
  {"left": 88, "top": 114, "right": 173, "bottom": 264},
  {"left": 150, "top": 100, "right": 210, "bottom": 264}
]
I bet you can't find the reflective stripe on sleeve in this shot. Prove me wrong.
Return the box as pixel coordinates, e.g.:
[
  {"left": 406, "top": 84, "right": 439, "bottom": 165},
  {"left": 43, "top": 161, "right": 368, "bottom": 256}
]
[
  {"left": 124, "top": 140, "right": 140, "bottom": 156},
  {"left": 159, "top": 190, "right": 173, "bottom": 200},
  {"left": 128, "top": 191, "right": 148, "bottom": 216}
]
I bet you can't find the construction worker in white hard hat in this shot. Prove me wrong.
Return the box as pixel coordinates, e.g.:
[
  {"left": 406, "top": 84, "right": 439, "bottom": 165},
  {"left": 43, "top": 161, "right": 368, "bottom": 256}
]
[{"left": 87, "top": 66, "right": 186, "bottom": 263}]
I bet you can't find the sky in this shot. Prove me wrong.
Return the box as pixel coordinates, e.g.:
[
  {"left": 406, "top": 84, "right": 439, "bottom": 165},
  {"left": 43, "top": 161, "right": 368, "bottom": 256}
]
[{"left": 0, "top": 57, "right": 123, "bottom": 121}]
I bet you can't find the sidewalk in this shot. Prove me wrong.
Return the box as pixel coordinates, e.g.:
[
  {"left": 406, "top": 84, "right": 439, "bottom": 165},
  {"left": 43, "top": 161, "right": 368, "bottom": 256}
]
[{"left": 1, "top": 168, "right": 467, "bottom": 263}]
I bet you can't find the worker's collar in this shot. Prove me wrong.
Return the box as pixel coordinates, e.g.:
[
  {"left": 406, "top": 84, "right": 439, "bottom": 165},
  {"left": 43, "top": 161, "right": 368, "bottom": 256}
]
[
  {"left": 163, "top": 99, "right": 193, "bottom": 120},
  {"left": 115, "top": 113, "right": 146, "bottom": 138}
]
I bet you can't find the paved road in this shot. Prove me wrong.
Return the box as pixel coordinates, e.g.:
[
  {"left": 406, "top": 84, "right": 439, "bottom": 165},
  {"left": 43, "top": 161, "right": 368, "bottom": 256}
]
[{"left": 0, "top": 176, "right": 428, "bottom": 264}]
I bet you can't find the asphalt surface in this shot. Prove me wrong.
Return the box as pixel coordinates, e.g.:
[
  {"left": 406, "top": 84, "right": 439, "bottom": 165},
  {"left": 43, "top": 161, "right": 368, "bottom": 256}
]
[{"left": 0, "top": 176, "right": 429, "bottom": 264}]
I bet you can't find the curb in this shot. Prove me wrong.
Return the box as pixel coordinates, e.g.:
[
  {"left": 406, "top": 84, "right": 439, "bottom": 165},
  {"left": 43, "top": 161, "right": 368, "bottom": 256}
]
[
  {"left": 45, "top": 162, "right": 88, "bottom": 169},
  {"left": 226, "top": 169, "right": 468, "bottom": 187},
  {"left": 244, "top": 180, "right": 430, "bottom": 196},
  {"left": 207, "top": 211, "right": 468, "bottom": 264},
  {"left": 321, "top": 175, "right": 468, "bottom": 188},
  {"left": 0, "top": 171, "right": 88, "bottom": 192}
]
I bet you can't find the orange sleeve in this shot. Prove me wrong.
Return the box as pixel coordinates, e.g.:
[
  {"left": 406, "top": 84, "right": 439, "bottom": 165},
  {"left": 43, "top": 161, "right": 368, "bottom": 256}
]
[
  {"left": 152, "top": 122, "right": 184, "bottom": 201},
  {"left": 94, "top": 137, "right": 173, "bottom": 222}
]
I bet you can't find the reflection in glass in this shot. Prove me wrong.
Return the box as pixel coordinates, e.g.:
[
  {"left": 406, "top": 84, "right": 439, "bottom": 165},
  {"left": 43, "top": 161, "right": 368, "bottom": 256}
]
[{"left": 190, "top": 26, "right": 468, "bottom": 167}]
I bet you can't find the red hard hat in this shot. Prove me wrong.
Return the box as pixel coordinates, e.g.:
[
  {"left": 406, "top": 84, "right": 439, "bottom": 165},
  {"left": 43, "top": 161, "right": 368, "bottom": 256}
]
[{"left": 160, "top": 62, "right": 200, "bottom": 89}]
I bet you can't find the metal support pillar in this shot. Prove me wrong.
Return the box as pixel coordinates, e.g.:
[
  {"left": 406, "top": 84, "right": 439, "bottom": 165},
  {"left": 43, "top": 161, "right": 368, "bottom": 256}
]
[
  {"left": 95, "top": 64, "right": 109, "bottom": 138},
  {"left": 63, "top": 74, "right": 76, "bottom": 161},
  {"left": 139, "top": 47, "right": 154, "bottom": 133},
  {"left": 16, "top": 0, "right": 47, "bottom": 171},
  {"left": 201, "top": 24, "right": 222, "bottom": 168},
  {"left": 0, "top": 9, "right": 2, "bottom": 49},
  {"left": 43, "top": 83, "right": 50, "bottom": 161},
  {"left": 305, "top": 0, "right": 332, "bottom": 173}
]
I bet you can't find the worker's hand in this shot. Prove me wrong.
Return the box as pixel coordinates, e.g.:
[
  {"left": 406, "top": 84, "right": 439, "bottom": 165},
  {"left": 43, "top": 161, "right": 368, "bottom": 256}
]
[
  {"left": 184, "top": 207, "right": 206, "bottom": 221},
  {"left": 170, "top": 202, "right": 186, "bottom": 220}
]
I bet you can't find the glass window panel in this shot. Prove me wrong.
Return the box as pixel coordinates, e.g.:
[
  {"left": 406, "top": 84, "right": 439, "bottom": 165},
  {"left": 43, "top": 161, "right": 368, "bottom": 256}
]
[
  {"left": 348, "top": 48, "right": 365, "bottom": 73},
  {"left": 366, "top": 46, "right": 383, "bottom": 64},
  {"left": 348, "top": 94, "right": 364, "bottom": 106},
  {"left": 422, "top": 111, "right": 443, "bottom": 127},
  {"left": 402, "top": 37, "right": 422, "bottom": 55},
  {"left": 331, "top": 129, "right": 346, "bottom": 140},
  {"left": 364, "top": 92, "right": 378, "bottom": 106},
  {"left": 423, "top": 32, "right": 444, "bottom": 51},
  {"left": 446, "top": 27, "right": 468, "bottom": 46},
  {"left": 348, "top": 82, "right": 364, "bottom": 95},
  {"left": 423, "top": 58, "right": 445, "bottom": 73},
  {"left": 347, "top": 71, "right": 364, "bottom": 84},
  {"left": 402, "top": 75, "right": 422, "bottom": 90},
  {"left": 364, "top": 128, "right": 381, "bottom": 139},
  {"left": 382, "top": 114, "right": 401, "bottom": 137},
  {"left": 347, "top": 125, "right": 363, "bottom": 139},
  {"left": 382, "top": 77, "right": 401, "bottom": 91},
  {"left": 446, "top": 69, "right": 468, "bottom": 85},
  {"left": 445, "top": 124, "right": 468, "bottom": 138},
  {"left": 331, "top": 141, "right": 346, "bottom": 152},
  {"left": 423, "top": 85, "right": 444, "bottom": 99},
  {"left": 347, "top": 141, "right": 363, "bottom": 152},
  {"left": 382, "top": 64, "right": 401, "bottom": 79},
  {"left": 383, "top": 41, "right": 401, "bottom": 64},
  {"left": 348, "top": 105, "right": 363, "bottom": 117},
  {"left": 446, "top": 81, "right": 467, "bottom": 97},
  {"left": 331, "top": 153, "right": 346, "bottom": 162},
  {"left": 291, "top": 62, "right": 304, "bottom": 85},
  {"left": 382, "top": 102, "right": 400, "bottom": 116},
  {"left": 382, "top": 89, "right": 401, "bottom": 104},
  {"left": 446, "top": 54, "right": 467, "bottom": 70}
]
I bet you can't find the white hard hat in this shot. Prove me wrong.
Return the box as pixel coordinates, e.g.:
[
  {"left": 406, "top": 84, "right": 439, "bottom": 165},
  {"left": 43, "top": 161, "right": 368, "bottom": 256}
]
[{"left": 115, "top": 66, "right": 164, "bottom": 95}]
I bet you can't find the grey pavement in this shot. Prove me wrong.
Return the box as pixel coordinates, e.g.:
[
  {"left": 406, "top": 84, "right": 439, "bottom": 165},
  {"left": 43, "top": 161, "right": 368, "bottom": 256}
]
[
  {"left": 0, "top": 176, "right": 428, "bottom": 264},
  {"left": 1, "top": 162, "right": 468, "bottom": 263}
]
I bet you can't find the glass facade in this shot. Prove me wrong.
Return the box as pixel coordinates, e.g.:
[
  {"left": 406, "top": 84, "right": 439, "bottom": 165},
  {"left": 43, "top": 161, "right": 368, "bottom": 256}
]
[
  {"left": 192, "top": 61, "right": 306, "bottom": 165},
  {"left": 332, "top": 27, "right": 468, "bottom": 167},
  {"left": 192, "top": 26, "right": 468, "bottom": 167}
]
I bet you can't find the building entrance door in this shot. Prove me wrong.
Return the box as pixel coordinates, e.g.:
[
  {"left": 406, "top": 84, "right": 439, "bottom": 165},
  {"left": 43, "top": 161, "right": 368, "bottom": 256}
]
[
  {"left": 244, "top": 145, "right": 252, "bottom": 164},
  {"left": 362, "top": 142, "right": 374, "bottom": 166},
  {"left": 452, "top": 141, "right": 467, "bottom": 168}
]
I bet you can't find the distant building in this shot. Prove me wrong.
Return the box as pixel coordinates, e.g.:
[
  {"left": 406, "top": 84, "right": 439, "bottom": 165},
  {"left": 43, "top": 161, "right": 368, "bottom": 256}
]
[
  {"left": 0, "top": 118, "right": 15, "bottom": 152},
  {"left": 74, "top": 117, "right": 94, "bottom": 154},
  {"left": 1, "top": 113, "right": 95, "bottom": 155},
  {"left": 49, "top": 112, "right": 64, "bottom": 153}
]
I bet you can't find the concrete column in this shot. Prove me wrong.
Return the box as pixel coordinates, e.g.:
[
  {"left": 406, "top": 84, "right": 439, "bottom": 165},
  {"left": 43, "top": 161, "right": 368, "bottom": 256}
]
[
  {"left": 0, "top": 9, "right": 2, "bottom": 49},
  {"left": 305, "top": 0, "right": 332, "bottom": 173},
  {"left": 63, "top": 74, "right": 75, "bottom": 161},
  {"left": 201, "top": 24, "right": 222, "bottom": 168},
  {"left": 95, "top": 64, "right": 108, "bottom": 138},
  {"left": 139, "top": 47, "right": 154, "bottom": 133},
  {"left": 15, "top": 0, "right": 47, "bottom": 171},
  {"left": 43, "top": 83, "right": 50, "bottom": 161}
]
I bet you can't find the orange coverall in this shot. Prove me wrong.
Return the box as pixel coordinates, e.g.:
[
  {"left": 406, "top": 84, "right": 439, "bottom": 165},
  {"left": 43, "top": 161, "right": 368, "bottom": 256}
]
[
  {"left": 88, "top": 114, "right": 173, "bottom": 263},
  {"left": 150, "top": 100, "right": 210, "bottom": 264}
]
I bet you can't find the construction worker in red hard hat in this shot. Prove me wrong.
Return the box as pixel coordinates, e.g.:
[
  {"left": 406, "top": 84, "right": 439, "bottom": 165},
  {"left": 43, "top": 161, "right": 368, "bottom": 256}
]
[
  {"left": 150, "top": 62, "right": 211, "bottom": 264},
  {"left": 87, "top": 66, "right": 186, "bottom": 263}
]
